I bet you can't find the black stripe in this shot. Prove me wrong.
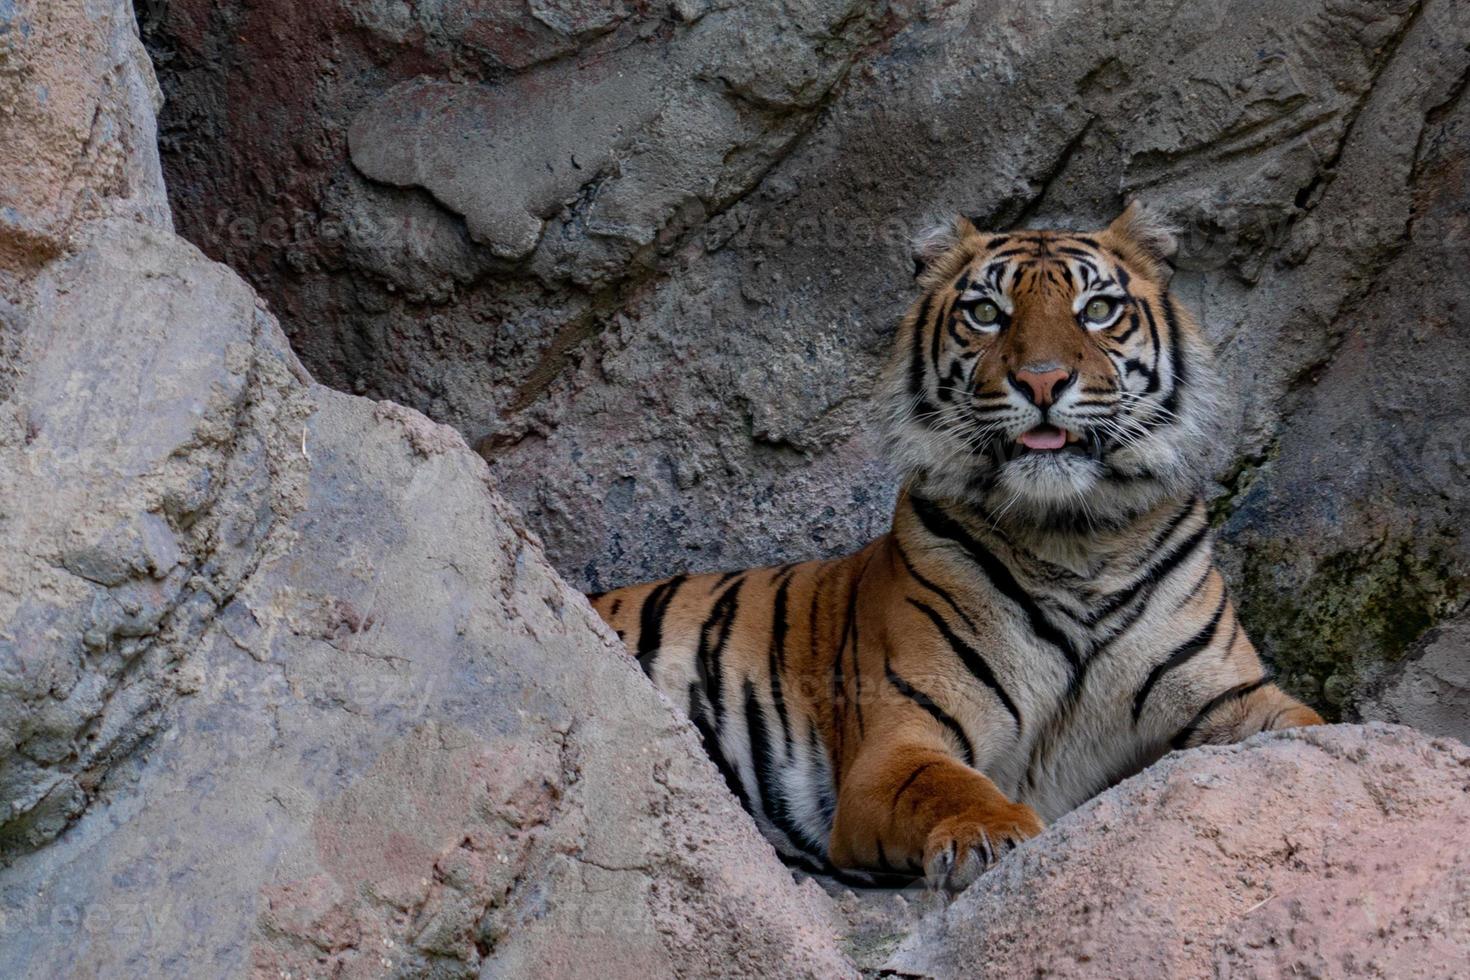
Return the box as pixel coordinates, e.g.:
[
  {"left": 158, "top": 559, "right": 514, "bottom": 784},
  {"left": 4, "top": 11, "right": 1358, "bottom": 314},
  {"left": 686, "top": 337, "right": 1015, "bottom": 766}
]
[
  {"left": 895, "top": 543, "right": 977, "bottom": 632},
  {"left": 696, "top": 579, "right": 744, "bottom": 729},
  {"left": 689, "top": 682, "right": 751, "bottom": 810},
  {"left": 874, "top": 839, "right": 896, "bottom": 873},
  {"left": 1222, "top": 619, "right": 1241, "bottom": 657},
  {"left": 891, "top": 760, "right": 938, "bottom": 807},
  {"left": 930, "top": 290, "right": 950, "bottom": 377},
  {"left": 1132, "top": 590, "right": 1230, "bottom": 721},
  {"left": 1121, "top": 356, "right": 1157, "bottom": 388},
  {"left": 768, "top": 574, "right": 795, "bottom": 747},
  {"left": 1075, "top": 257, "right": 1099, "bottom": 287},
  {"left": 1141, "top": 300, "right": 1162, "bottom": 394},
  {"left": 1103, "top": 463, "right": 1162, "bottom": 487},
  {"left": 1114, "top": 308, "right": 1142, "bottom": 344},
  {"left": 1161, "top": 294, "right": 1188, "bottom": 414},
  {"left": 1171, "top": 561, "right": 1215, "bottom": 617},
  {"left": 945, "top": 315, "right": 968, "bottom": 354},
  {"left": 907, "top": 598, "right": 1021, "bottom": 728},
  {"left": 710, "top": 570, "right": 742, "bottom": 592},
  {"left": 884, "top": 659, "right": 976, "bottom": 766},
  {"left": 875, "top": 838, "right": 918, "bottom": 874},
  {"left": 939, "top": 358, "right": 966, "bottom": 401},
  {"left": 773, "top": 848, "right": 916, "bottom": 888},
  {"left": 1084, "top": 504, "right": 1206, "bottom": 626},
  {"left": 1171, "top": 677, "right": 1269, "bottom": 749},
  {"left": 907, "top": 293, "right": 935, "bottom": 398},
  {"left": 811, "top": 727, "right": 837, "bottom": 827},
  {"left": 636, "top": 574, "right": 688, "bottom": 675},
  {"left": 910, "top": 496, "right": 1082, "bottom": 673},
  {"left": 744, "top": 680, "right": 827, "bottom": 857}
]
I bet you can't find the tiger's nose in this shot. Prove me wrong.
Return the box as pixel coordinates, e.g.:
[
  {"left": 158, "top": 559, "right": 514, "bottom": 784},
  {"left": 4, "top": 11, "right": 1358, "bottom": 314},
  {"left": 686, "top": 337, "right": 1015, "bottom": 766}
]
[{"left": 1010, "top": 366, "right": 1074, "bottom": 407}]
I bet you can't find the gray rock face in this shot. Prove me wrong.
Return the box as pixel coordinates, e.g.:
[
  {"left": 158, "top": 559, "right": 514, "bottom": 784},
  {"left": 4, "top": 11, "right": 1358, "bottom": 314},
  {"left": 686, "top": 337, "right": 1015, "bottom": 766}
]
[
  {"left": 0, "top": 221, "right": 308, "bottom": 857},
  {"left": 1360, "top": 615, "right": 1470, "bottom": 743},
  {"left": 144, "top": 0, "right": 1470, "bottom": 723},
  {"left": 348, "top": 0, "right": 881, "bottom": 273},
  {"left": 0, "top": 5, "right": 857, "bottom": 976}
]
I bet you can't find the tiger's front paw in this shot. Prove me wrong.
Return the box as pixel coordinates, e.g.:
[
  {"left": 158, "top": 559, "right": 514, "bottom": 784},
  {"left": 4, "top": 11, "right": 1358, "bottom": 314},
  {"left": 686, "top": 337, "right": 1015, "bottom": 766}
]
[{"left": 922, "top": 804, "right": 1043, "bottom": 892}]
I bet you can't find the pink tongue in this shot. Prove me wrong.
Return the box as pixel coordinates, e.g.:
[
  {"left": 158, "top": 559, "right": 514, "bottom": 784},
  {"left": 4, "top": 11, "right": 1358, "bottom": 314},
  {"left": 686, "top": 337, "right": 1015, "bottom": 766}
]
[{"left": 1020, "top": 427, "right": 1068, "bottom": 451}]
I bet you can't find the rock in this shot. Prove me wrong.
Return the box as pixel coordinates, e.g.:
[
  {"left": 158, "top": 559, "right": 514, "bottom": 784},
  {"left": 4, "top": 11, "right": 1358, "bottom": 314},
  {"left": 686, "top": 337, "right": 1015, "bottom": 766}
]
[
  {"left": 885, "top": 724, "right": 1470, "bottom": 979},
  {"left": 0, "top": 0, "right": 170, "bottom": 291},
  {"left": 1360, "top": 616, "right": 1470, "bottom": 743},
  {"left": 0, "top": 220, "right": 306, "bottom": 857},
  {"left": 347, "top": 0, "right": 882, "bottom": 274},
  {"left": 142, "top": 0, "right": 1470, "bottom": 724},
  {"left": 0, "top": 5, "right": 858, "bottom": 975}
]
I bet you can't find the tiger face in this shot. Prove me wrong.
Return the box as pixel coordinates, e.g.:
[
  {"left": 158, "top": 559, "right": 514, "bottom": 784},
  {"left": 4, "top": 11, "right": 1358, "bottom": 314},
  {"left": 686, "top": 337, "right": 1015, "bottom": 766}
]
[{"left": 882, "top": 202, "right": 1226, "bottom": 530}]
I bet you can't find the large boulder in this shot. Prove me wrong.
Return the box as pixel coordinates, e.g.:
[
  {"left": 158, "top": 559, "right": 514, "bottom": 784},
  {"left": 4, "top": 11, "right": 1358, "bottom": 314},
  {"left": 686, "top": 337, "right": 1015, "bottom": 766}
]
[
  {"left": 886, "top": 724, "right": 1470, "bottom": 978},
  {"left": 141, "top": 0, "right": 1470, "bottom": 724},
  {"left": 0, "top": 4, "right": 856, "bottom": 976}
]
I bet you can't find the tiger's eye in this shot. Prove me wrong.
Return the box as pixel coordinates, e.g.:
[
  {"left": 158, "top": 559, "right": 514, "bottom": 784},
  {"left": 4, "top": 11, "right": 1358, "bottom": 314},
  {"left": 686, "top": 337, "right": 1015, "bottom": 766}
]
[
  {"left": 1085, "top": 297, "right": 1116, "bottom": 321},
  {"left": 972, "top": 300, "right": 1000, "bottom": 324}
]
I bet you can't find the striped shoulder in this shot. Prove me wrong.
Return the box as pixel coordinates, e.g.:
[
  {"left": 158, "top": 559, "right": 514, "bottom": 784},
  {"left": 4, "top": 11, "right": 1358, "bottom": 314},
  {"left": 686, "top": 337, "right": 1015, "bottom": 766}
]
[{"left": 586, "top": 562, "right": 810, "bottom": 666}]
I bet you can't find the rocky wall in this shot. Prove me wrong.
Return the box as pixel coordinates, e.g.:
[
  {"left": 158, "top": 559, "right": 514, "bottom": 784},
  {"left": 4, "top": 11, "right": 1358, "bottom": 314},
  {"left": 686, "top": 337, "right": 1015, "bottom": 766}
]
[{"left": 140, "top": 0, "right": 1470, "bottom": 723}]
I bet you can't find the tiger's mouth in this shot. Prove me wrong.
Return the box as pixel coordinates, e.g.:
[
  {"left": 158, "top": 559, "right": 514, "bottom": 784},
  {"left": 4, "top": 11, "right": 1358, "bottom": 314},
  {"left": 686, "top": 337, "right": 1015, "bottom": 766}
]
[{"left": 1010, "top": 425, "right": 1103, "bottom": 461}]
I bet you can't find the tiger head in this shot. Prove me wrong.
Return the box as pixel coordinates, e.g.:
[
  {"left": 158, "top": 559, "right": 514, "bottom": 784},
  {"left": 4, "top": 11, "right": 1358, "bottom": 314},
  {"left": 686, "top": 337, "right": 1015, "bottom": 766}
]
[{"left": 881, "top": 202, "right": 1227, "bottom": 531}]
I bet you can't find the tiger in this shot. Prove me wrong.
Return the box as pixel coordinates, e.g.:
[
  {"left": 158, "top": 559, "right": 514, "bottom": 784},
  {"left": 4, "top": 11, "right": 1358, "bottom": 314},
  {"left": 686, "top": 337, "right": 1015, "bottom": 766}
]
[{"left": 587, "top": 202, "right": 1323, "bottom": 891}]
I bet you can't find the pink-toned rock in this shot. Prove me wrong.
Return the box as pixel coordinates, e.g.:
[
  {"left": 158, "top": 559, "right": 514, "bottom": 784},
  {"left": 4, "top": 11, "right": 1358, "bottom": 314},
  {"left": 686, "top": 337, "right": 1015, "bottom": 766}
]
[
  {"left": 0, "top": 0, "right": 169, "bottom": 290},
  {"left": 887, "top": 723, "right": 1470, "bottom": 979}
]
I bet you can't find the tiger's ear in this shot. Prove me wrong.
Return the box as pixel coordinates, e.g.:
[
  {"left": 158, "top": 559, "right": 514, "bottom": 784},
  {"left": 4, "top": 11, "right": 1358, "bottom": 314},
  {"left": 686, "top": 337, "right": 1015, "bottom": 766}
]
[
  {"left": 910, "top": 214, "right": 981, "bottom": 278},
  {"left": 1103, "top": 200, "right": 1177, "bottom": 279}
]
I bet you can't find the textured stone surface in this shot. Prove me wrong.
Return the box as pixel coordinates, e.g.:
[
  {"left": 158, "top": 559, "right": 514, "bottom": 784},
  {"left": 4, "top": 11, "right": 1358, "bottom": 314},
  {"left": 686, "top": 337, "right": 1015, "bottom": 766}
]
[
  {"left": 0, "top": 220, "right": 308, "bottom": 858},
  {"left": 144, "top": 0, "right": 1470, "bottom": 723},
  {"left": 0, "top": 7, "right": 857, "bottom": 975},
  {"left": 886, "top": 723, "right": 1470, "bottom": 979},
  {"left": 1360, "top": 615, "right": 1470, "bottom": 743},
  {"left": 0, "top": 0, "right": 170, "bottom": 292}
]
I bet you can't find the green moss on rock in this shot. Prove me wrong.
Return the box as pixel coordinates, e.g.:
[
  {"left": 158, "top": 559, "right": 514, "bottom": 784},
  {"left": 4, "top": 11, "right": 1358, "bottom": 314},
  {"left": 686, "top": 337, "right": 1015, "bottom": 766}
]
[{"left": 1234, "top": 541, "right": 1465, "bottom": 721}]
